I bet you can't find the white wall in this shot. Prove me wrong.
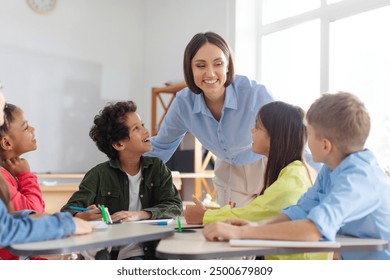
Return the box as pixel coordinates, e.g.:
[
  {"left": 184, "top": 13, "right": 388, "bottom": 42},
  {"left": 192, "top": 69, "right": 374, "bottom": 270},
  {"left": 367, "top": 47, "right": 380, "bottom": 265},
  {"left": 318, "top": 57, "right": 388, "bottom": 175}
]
[
  {"left": 0, "top": 0, "right": 236, "bottom": 172},
  {"left": 0, "top": 0, "right": 146, "bottom": 172},
  {"left": 142, "top": 0, "right": 235, "bottom": 130},
  {"left": 0, "top": 0, "right": 145, "bottom": 101}
]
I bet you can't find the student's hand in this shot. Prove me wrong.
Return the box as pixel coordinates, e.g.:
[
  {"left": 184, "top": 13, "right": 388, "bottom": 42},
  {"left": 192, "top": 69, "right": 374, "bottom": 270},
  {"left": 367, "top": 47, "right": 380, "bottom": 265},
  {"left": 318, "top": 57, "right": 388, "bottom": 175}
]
[
  {"left": 111, "top": 210, "right": 151, "bottom": 222},
  {"left": 2, "top": 157, "right": 30, "bottom": 176},
  {"left": 184, "top": 195, "right": 207, "bottom": 224},
  {"left": 72, "top": 217, "right": 93, "bottom": 235},
  {"left": 74, "top": 205, "right": 102, "bottom": 221},
  {"left": 224, "top": 218, "right": 257, "bottom": 227},
  {"left": 203, "top": 222, "right": 243, "bottom": 241}
]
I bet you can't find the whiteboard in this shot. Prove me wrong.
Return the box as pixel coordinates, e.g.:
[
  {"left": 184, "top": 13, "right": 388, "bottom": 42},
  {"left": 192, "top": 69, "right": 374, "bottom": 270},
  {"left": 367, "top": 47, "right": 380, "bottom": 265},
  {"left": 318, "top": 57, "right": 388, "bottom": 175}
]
[{"left": 0, "top": 47, "right": 108, "bottom": 173}]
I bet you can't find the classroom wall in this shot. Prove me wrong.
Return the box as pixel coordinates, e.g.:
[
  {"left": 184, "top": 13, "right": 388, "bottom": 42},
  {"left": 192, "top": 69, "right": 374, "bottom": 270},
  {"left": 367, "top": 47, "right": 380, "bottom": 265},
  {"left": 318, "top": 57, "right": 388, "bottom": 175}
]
[{"left": 0, "top": 0, "right": 235, "bottom": 173}]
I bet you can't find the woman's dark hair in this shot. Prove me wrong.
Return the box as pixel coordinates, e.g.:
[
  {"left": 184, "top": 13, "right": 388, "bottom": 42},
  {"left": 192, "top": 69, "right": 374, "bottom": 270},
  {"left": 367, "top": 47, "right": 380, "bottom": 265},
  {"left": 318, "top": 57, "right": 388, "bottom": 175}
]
[
  {"left": 183, "top": 31, "right": 235, "bottom": 94},
  {"left": 0, "top": 103, "right": 19, "bottom": 137},
  {"left": 258, "top": 101, "right": 307, "bottom": 194},
  {"left": 89, "top": 101, "right": 137, "bottom": 160}
]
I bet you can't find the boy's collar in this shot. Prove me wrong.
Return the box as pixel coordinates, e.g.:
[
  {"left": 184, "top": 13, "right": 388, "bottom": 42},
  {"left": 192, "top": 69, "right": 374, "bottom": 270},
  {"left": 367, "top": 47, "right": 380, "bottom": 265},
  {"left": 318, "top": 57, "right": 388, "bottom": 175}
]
[{"left": 108, "top": 156, "right": 155, "bottom": 171}]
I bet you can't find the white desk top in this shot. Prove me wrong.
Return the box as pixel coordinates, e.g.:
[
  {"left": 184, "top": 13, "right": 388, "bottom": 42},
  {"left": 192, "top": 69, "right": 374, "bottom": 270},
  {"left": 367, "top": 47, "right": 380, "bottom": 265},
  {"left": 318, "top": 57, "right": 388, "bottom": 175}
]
[
  {"left": 156, "top": 229, "right": 388, "bottom": 260},
  {"left": 8, "top": 222, "right": 174, "bottom": 256}
]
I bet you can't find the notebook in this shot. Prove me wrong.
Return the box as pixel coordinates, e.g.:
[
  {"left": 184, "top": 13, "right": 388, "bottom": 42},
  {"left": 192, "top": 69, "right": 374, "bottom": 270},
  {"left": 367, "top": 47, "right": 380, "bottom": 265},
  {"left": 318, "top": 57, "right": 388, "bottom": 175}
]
[
  {"left": 89, "top": 221, "right": 109, "bottom": 230},
  {"left": 130, "top": 218, "right": 174, "bottom": 225}
]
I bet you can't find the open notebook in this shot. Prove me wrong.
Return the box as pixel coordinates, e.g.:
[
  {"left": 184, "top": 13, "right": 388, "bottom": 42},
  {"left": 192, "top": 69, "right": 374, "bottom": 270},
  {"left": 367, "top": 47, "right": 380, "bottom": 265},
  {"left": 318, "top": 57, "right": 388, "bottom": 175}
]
[{"left": 229, "top": 239, "right": 341, "bottom": 248}]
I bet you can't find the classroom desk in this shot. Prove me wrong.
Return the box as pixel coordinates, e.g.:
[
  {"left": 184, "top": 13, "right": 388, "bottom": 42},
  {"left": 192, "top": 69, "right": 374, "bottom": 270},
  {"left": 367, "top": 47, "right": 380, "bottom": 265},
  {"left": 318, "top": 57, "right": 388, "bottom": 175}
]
[
  {"left": 156, "top": 229, "right": 388, "bottom": 260},
  {"left": 8, "top": 223, "right": 174, "bottom": 257}
]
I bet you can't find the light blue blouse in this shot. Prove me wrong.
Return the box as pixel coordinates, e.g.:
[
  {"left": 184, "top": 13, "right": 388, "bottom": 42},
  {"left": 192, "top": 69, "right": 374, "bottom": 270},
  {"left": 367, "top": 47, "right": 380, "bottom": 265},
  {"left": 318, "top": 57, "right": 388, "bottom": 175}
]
[
  {"left": 0, "top": 199, "right": 75, "bottom": 247},
  {"left": 283, "top": 149, "right": 390, "bottom": 260},
  {"left": 147, "top": 75, "right": 275, "bottom": 165}
]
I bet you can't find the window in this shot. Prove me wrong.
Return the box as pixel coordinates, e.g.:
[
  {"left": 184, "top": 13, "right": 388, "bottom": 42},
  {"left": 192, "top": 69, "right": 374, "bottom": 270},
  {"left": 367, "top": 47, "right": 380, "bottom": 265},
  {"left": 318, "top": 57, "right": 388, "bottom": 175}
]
[
  {"left": 261, "top": 20, "right": 320, "bottom": 110},
  {"left": 236, "top": 0, "right": 390, "bottom": 169},
  {"left": 262, "top": 0, "right": 320, "bottom": 24},
  {"left": 329, "top": 6, "right": 390, "bottom": 167}
]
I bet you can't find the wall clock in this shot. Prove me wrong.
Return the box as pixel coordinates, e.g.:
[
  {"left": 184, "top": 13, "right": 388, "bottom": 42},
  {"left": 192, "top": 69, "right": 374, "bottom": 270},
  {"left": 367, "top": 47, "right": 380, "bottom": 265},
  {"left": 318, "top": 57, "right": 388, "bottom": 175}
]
[{"left": 26, "top": 0, "right": 57, "bottom": 14}]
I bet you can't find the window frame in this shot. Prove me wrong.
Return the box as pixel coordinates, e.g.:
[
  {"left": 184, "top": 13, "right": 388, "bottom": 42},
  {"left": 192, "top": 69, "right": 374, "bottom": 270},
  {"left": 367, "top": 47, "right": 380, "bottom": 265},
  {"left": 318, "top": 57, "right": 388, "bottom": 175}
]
[{"left": 251, "top": 0, "right": 390, "bottom": 92}]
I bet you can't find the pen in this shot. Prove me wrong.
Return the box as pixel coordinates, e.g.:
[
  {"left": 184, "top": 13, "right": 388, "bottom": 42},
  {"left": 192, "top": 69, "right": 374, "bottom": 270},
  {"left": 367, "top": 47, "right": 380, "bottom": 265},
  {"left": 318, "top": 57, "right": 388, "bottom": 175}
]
[
  {"left": 154, "top": 221, "right": 169, "bottom": 226},
  {"left": 177, "top": 216, "right": 182, "bottom": 233},
  {"left": 100, "top": 204, "right": 109, "bottom": 224},
  {"left": 68, "top": 206, "right": 90, "bottom": 212}
]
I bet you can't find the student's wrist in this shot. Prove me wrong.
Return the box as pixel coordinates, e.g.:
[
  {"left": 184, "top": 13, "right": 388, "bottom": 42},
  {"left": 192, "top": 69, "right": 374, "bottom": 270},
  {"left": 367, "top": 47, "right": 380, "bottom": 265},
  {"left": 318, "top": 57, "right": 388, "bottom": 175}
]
[
  {"left": 140, "top": 210, "right": 152, "bottom": 220},
  {"left": 201, "top": 209, "right": 206, "bottom": 223},
  {"left": 74, "top": 212, "right": 85, "bottom": 218}
]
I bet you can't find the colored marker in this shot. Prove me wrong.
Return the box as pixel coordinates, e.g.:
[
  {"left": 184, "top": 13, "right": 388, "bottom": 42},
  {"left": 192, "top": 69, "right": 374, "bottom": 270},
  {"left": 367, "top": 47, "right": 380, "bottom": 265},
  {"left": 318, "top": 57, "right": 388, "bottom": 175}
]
[
  {"left": 105, "top": 207, "right": 113, "bottom": 224},
  {"left": 100, "top": 204, "right": 109, "bottom": 224},
  {"left": 177, "top": 216, "right": 182, "bottom": 233},
  {"left": 68, "top": 206, "right": 90, "bottom": 212}
]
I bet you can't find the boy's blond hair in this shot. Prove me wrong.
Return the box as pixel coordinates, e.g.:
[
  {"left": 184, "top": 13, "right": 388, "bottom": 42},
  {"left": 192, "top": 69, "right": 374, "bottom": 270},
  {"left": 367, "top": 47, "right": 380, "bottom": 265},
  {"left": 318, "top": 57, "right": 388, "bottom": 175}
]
[{"left": 306, "top": 92, "right": 370, "bottom": 154}]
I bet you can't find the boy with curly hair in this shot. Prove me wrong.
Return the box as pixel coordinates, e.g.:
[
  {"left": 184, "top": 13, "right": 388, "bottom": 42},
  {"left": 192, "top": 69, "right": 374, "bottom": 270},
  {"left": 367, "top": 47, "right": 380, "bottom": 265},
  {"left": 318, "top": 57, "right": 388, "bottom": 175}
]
[{"left": 61, "top": 100, "right": 182, "bottom": 259}]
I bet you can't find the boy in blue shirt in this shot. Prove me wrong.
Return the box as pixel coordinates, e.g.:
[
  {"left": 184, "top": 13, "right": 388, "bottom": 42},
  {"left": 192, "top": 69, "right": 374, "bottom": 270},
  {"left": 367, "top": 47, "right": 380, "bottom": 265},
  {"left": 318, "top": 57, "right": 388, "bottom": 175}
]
[{"left": 203, "top": 92, "right": 390, "bottom": 260}]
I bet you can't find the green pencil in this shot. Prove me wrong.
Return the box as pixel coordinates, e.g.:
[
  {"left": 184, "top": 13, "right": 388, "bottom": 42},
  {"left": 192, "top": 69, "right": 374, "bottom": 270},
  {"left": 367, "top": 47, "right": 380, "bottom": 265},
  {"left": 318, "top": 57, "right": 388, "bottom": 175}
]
[{"left": 177, "top": 216, "right": 182, "bottom": 233}]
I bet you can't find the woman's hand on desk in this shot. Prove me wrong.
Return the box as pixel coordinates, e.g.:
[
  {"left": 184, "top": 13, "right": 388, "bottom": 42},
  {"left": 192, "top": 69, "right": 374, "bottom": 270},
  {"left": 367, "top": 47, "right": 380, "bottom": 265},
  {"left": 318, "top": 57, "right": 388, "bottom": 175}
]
[
  {"left": 73, "top": 217, "right": 93, "bottom": 235},
  {"left": 184, "top": 195, "right": 206, "bottom": 224}
]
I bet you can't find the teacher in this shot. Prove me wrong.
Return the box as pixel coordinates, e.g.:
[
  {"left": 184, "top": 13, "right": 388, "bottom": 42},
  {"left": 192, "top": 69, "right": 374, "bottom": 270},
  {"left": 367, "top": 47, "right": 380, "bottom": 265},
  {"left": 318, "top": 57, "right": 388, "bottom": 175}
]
[{"left": 147, "top": 31, "right": 274, "bottom": 207}]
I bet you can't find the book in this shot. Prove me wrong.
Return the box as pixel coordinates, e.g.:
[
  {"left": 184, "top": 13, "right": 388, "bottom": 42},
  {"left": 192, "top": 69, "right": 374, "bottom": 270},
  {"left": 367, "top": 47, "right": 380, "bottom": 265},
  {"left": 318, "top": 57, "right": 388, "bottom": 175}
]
[{"left": 229, "top": 239, "right": 341, "bottom": 248}]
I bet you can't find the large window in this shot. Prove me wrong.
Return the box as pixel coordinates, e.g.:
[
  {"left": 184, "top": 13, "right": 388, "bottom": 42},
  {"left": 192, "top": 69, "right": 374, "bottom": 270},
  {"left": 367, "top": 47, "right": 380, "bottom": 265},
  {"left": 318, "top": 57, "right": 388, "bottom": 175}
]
[
  {"left": 262, "top": 0, "right": 320, "bottom": 24},
  {"left": 261, "top": 20, "right": 320, "bottom": 110},
  {"left": 236, "top": 0, "right": 390, "bottom": 169}
]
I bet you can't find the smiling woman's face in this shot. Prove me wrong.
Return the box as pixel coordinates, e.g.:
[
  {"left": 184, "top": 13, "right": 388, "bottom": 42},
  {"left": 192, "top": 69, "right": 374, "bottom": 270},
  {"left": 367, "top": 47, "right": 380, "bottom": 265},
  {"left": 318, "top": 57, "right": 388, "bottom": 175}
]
[{"left": 0, "top": 89, "right": 5, "bottom": 126}]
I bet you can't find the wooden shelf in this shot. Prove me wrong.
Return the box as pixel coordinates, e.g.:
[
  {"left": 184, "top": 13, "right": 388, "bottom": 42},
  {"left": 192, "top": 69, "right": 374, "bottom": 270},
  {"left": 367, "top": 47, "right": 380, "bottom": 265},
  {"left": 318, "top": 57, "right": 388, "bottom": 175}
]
[{"left": 151, "top": 81, "right": 187, "bottom": 136}]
